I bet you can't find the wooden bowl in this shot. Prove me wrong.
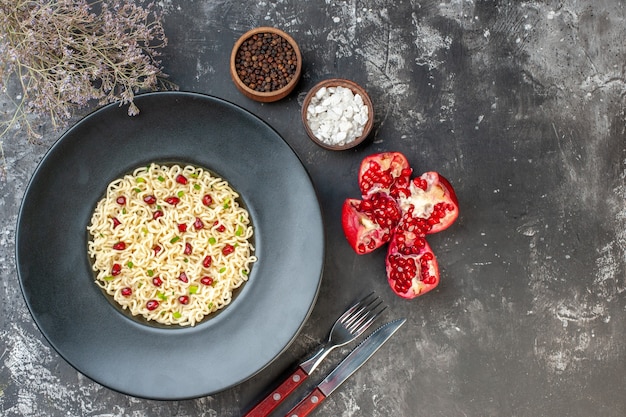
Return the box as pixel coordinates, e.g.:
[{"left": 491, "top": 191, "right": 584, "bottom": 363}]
[
  {"left": 230, "top": 27, "right": 302, "bottom": 102},
  {"left": 301, "top": 78, "right": 374, "bottom": 150}
]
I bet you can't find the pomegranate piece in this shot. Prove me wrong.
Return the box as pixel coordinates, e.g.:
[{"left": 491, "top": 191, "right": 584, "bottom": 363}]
[
  {"left": 386, "top": 235, "right": 439, "bottom": 298},
  {"left": 341, "top": 193, "right": 400, "bottom": 254},
  {"left": 178, "top": 272, "right": 189, "bottom": 283},
  {"left": 200, "top": 276, "right": 214, "bottom": 286},
  {"left": 111, "top": 263, "right": 122, "bottom": 276},
  {"left": 165, "top": 196, "right": 180, "bottom": 206},
  {"left": 397, "top": 172, "right": 459, "bottom": 235},
  {"left": 202, "top": 255, "right": 212, "bottom": 268},
  {"left": 358, "top": 152, "right": 412, "bottom": 199},
  {"left": 342, "top": 151, "right": 459, "bottom": 299},
  {"left": 177, "top": 223, "right": 187, "bottom": 233},
  {"left": 184, "top": 242, "right": 193, "bottom": 255},
  {"left": 146, "top": 300, "right": 159, "bottom": 311},
  {"left": 143, "top": 195, "right": 157, "bottom": 205},
  {"left": 111, "top": 217, "right": 121, "bottom": 228},
  {"left": 222, "top": 244, "right": 235, "bottom": 256},
  {"left": 121, "top": 287, "right": 133, "bottom": 297},
  {"left": 153, "top": 245, "right": 162, "bottom": 256},
  {"left": 175, "top": 174, "right": 188, "bottom": 185},
  {"left": 116, "top": 196, "right": 126, "bottom": 205},
  {"left": 202, "top": 194, "right": 213, "bottom": 206},
  {"left": 112, "top": 242, "right": 126, "bottom": 250},
  {"left": 193, "top": 217, "right": 204, "bottom": 230},
  {"left": 178, "top": 295, "right": 190, "bottom": 305},
  {"left": 152, "top": 276, "right": 163, "bottom": 287},
  {"left": 153, "top": 210, "right": 164, "bottom": 220}
]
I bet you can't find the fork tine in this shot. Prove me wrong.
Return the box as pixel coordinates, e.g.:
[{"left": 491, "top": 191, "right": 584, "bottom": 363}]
[
  {"left": 346, "top": 299, "right": 386, "bottom": 334},
  {"left": 342, "top": 294, "right": 386, "bottom": 336},
  {"left": 352, "top": 302, "right": 387, "bottom": 335},
  {"left": 338, "top": 292, "right": 377, "bottom": 324}
]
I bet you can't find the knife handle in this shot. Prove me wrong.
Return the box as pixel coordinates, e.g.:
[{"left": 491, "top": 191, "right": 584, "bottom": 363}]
[
  {"left": 284, "top": 388, "right": 327, "bottom": 417},
  {"left": 244, "top": 367, "right": 308, "bottom": 417}
]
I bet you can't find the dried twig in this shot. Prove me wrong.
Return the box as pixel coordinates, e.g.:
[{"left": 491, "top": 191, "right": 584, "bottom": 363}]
[{"left": 0, "top": 0, "right": 176, "bottom": 141}]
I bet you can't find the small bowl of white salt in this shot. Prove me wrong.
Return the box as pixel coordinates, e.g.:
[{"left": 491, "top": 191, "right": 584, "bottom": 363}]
[{"left": 301, "top": 78, "right": 374, "bottom": 150}]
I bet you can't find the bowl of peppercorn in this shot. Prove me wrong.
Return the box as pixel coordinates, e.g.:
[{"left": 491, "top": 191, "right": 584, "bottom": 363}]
[{"left": 230, "top": 27, "right": 302, "bottom": 102}]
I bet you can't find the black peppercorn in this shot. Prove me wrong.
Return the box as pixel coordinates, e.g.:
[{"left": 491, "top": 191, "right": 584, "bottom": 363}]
[{"left": 235, "top": 32, "right": 297, "bottom": 93}]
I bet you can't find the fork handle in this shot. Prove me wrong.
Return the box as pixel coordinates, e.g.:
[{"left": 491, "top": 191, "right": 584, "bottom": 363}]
[{"left": 244, "top": 367, "right": 308, "bottom": 417}]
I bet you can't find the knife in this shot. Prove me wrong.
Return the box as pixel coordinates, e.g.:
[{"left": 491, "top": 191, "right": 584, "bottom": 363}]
[{"left": 284, "top": 318, "right": 406, "bottom": 417}]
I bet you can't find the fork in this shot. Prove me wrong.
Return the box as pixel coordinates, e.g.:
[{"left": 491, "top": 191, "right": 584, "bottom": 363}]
[{"left": 243, "top": 292, "right": 386, "bottom": 417}]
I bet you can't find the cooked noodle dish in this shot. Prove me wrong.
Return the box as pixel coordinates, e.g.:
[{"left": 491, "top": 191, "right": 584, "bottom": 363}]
[{"left": 87, "top": 163, "right": 257, "bottom": 326}]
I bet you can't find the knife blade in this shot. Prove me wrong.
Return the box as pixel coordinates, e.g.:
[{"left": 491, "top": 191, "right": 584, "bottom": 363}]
[{"left": 284, "top": 318, "right": 406, "bottom": 417}]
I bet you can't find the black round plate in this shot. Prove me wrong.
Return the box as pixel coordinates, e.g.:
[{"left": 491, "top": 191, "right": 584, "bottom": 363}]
[{"left": 16, "top": 92, "right": 324, "bottom": 400}]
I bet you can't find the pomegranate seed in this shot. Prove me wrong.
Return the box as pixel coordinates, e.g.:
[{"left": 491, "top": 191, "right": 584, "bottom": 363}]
[
  {"left": 184, "top": 242, "right": 192, "bottom": 255},
  {"left": 165, "top": 196, "right": 180, "bottom": 205},
  {"left": 146, "top": 300, "right": 159, "bottom": 311},
  {"left": 178, "top": 272, "right": 188, "bottom": 283},
  {"left": 413, "top": 178, "right": 428, "bottom": 190},
  {"left": 113, "top": 242, "right": 126, "bottom": 250},
  {"left": 178, "top": 295, "right": 190, "bottom": 305},
  {"left": 202, "top": 256, "right": 212, "bottom": 268},
  {"left": 152, "top": 276, "right": 163, "bottom": 286},
  {"left": 214, "top": 221, "right": 226, "bottom": 232},
  {"left": 175, "top": 174, "right": 188, "bottom": 185},
  {"left": 201, "top": 276, "right": 214, "bottom": 286},
  {"left": 111, "top": 263, "right": 122, "bottom": 276},
  {"left": 222, "top": 244, "right": 235, "bottom": 256},
  {"left": 202, "top": 194, "right": 213, "bottom": 206},
  {"left": 111, "top": 217, "right": 121, "bottom": 228},
  {"left": 121, "top": 287, "right": 132, "bottom": 297},
  {"left": 153, "top": 245, "right": 162, "bottom": 256},
  {"left": 116, "top": 196, "right": 126, "bottom": 205},
  {"left": 153, "top": 210, "right": 164, "bottom": 220},
  {"left": 143, "top": 195, "right": 157, "bottom": 205},
  {"left": 194, "top": 217, "right": 204, "bottom": 230},
  {"left": 177, "top": 223, "right": 187, "bottom": 233}
]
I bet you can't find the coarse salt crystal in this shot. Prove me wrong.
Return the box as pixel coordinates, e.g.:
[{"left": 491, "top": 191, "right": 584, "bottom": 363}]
[{"left": 306, "top": 85, "right": 369, "bottom": 147}]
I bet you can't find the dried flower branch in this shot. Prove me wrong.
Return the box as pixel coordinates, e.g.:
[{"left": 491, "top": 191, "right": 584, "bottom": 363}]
[{"left": 0, "top": 0, "right": 176, "bottom": 140}]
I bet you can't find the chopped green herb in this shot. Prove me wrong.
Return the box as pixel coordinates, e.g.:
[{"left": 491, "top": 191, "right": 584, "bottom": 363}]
[
  {"left": 127, "top": 261, "right": 133, "bottom": 268},
  {"left": 156, "top": 204, "right": 162, "bottom": 210},
  {"left": 147, "top": 269, "right": 154, "bottom": 277},
  {"left": 157, "top": 292, "right": 167, "bottom": 301},
  {"left": 133, "top": 187, "right": 141, "bottom": 193},
  {"left": 122, "top": 208, "right": 127, "bottom": 214},
  {"left": 193, "top": 184, "right": 201, "bottom": 190},
  {"left": 235, "top": 225, "right": 243, "bottom": 236},
  {"left": 242, "top": 270, "right": 249, "bottom": 276},
  {"left": 170, "top": 236, "right": 180, "bottom": 244},
  {"left": 208, "top": 302, "right": 214, "bottom": 309},
  {"left": 173, "top": 312, "right": 182, "bottom": 319},
  {"left": 190, "top": 173, "right": 199, "bottom": 178},
  {"left": 136, "top": 177, "right": 146, "bottom": 183},
  {"left": 157, "top": 175, "right": 165, "bottom": 182},
  {"left": 184, "top": 258, "right": 189, "bottom": 263},
  {"left": 189, "top": 286, "right": 198, "bottom": 294},
  {"left": 177, "top": 190, "right": 185, "bottom": 198},
  {"left": 142, "top": 227, "right": 148, "bottom": 235},
  {"left": 219, "top": 267, "right": 226, "bottom": 273},
  {"left": 209, "top": 237, "right": 216, "bottom": 245},
  {"left": 223, "top": 198, "right": 230, "bottom": 209},
  {"left": 104, "top": 276, "right": 115, "bottom": 281}
]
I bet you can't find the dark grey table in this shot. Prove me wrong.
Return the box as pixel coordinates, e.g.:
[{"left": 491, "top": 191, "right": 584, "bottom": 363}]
[{"left": 1, "top": 1, "right": 625, "bottom": 416}]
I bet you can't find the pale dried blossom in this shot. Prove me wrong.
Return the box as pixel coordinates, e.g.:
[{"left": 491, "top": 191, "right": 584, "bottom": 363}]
[{"left": 0, "top": 0, "right": 176, "bottom": 140}]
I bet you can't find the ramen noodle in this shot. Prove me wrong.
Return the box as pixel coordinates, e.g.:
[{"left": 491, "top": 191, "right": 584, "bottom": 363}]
[{"left": 87, "top": 163, "right": 257, "bottom": 326}]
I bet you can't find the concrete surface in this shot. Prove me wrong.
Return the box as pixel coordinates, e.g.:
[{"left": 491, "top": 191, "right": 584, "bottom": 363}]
[{"left": 1, "top": 0, "right": 625, "bottom": 416}]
